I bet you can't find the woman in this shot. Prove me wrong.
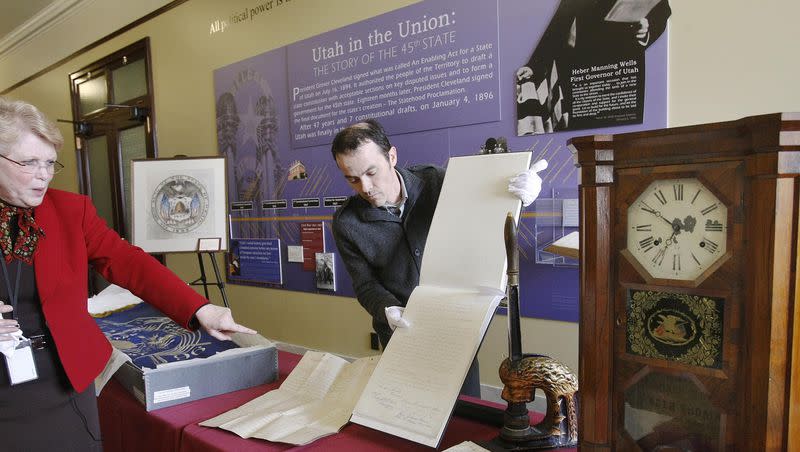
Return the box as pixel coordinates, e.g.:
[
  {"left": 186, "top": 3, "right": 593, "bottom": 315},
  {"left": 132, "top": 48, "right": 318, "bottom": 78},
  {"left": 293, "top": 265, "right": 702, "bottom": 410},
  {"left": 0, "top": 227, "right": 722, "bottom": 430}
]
[{"left": 0, "top": 98, "right": 256, "bottom": 451}]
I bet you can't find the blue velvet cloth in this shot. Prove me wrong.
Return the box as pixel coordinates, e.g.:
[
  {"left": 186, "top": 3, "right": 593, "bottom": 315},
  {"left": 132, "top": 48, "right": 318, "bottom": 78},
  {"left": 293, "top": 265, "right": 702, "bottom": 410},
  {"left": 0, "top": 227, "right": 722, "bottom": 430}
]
[{"left": 94, "top": 302, "right": 238, "bottom": 369}]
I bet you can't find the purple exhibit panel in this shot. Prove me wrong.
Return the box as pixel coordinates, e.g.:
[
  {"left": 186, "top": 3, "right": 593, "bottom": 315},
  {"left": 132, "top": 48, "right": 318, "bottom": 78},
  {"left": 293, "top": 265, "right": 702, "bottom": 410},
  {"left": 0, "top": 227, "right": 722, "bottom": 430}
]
[
  {"left": 228, "top": 238, "right": 282, "bottom": 285},
  {"left": 213, "top": 47, "right": 291, "bottom": 242},
  {"left": 287, "top": 0, "right": 500, "bottom": 148},
  {"left": 214, "top": 0, "right": 671, "bottom": 323}
]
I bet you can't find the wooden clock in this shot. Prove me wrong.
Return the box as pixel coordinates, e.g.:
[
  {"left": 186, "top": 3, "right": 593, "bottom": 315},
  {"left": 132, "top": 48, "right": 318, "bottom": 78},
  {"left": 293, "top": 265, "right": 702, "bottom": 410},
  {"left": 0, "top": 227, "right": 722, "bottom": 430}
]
[{"left": 569, "top": 113, "right": 800, "bottom": 451}]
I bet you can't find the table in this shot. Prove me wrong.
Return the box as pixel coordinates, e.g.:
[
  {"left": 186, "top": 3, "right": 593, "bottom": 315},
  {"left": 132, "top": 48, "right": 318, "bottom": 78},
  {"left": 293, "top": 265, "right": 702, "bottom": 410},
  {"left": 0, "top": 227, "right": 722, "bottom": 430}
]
[
  {"left": 99, "top": 351, "right": 576, "bottom": 451},
  {"left": 97, "top": 351, "right": 301, "bottom": 452}
]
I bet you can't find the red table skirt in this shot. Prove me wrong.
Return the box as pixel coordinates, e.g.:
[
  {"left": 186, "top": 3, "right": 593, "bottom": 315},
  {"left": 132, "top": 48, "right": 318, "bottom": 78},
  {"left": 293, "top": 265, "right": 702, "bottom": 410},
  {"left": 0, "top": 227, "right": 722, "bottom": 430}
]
[{"left": 99, "top": 350, "right": 576, "bottom": 451}]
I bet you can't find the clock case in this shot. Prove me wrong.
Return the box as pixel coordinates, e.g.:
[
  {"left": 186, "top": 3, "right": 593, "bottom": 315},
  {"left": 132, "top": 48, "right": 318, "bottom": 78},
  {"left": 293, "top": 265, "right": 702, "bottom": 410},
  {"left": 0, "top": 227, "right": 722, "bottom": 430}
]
[{"left": 570, "top": 113, "right": 800, "bottom": 451}]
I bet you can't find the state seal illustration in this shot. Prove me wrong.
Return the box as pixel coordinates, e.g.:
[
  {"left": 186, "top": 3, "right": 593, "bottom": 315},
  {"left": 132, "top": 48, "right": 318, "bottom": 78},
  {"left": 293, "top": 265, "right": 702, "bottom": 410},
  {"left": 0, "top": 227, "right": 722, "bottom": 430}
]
[{"left": 150, "top": 175, "right": 210, "bottom": 234}]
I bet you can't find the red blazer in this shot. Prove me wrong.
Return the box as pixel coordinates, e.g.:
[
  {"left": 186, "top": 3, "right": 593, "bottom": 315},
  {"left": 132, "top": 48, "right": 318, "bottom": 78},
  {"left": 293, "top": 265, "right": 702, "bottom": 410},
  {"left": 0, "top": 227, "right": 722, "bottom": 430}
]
[{"left": 33, "top": 189, "right": 208, "bottom": 392}]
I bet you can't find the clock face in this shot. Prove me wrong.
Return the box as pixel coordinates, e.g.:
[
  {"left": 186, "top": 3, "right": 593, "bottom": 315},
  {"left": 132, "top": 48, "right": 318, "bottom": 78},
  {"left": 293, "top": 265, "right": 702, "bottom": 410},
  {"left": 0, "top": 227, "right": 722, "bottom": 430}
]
[{"left": 626, "top": 178, "right": 728, "bottom": 281}]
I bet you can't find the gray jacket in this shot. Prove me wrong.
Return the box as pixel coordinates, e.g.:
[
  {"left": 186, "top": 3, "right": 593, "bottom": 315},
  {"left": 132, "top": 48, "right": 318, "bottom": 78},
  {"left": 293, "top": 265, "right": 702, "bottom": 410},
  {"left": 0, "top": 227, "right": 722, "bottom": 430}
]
[{"left": 332, "top": 165, "right": 445, "bottom": 343}]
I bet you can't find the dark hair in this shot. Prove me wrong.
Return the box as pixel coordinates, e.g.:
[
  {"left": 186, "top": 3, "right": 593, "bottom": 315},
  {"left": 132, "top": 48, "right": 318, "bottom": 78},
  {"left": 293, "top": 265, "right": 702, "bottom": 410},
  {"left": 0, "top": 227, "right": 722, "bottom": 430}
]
[{"left": 330, "top": 118, "right": 392, "bottom": 161}]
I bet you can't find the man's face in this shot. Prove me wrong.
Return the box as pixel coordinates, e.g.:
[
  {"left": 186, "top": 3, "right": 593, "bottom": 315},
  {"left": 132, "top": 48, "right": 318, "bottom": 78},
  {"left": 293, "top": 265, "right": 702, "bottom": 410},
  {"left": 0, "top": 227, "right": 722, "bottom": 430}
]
[
  {"left": 335, "top": 140, "right": 400, "bottom": 207},
  {"left": 0, "top": 131, "right": 56, "bottom": 208}
]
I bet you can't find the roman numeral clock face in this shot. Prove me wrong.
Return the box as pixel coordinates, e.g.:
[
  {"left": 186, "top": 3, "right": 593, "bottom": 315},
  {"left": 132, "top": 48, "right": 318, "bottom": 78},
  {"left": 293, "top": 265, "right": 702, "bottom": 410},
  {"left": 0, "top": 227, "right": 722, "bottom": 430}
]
[{"left": 626, "top": 178, "right": 728, "bottom": 281}]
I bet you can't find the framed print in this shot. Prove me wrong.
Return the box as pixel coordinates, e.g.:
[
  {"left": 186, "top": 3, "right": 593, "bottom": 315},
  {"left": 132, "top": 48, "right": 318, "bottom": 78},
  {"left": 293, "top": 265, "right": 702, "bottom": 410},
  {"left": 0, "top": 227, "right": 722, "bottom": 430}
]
[{"left": 131, "top": 156, "right": 228, "bottom": 253}]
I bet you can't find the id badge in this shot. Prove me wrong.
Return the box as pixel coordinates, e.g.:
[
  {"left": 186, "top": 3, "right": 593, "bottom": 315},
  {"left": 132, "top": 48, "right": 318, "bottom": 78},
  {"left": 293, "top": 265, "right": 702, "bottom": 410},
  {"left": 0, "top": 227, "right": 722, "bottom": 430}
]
[{"left": 4, "top": 340, "right": 39, "bottom": 385}]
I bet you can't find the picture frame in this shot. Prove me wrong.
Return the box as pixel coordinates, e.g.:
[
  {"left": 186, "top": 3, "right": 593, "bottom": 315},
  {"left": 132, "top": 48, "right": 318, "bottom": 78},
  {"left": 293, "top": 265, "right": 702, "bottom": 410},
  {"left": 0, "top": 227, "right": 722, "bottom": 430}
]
[{"left": 131, "top": 156, "right": 228, "bottom": 253}]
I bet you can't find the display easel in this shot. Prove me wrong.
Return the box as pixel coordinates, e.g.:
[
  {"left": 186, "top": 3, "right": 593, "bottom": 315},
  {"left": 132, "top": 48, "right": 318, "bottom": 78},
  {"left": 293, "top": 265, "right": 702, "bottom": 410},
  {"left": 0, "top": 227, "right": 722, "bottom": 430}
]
[{"left": 190, "top": 238, "right": 230, "bottom": 308}]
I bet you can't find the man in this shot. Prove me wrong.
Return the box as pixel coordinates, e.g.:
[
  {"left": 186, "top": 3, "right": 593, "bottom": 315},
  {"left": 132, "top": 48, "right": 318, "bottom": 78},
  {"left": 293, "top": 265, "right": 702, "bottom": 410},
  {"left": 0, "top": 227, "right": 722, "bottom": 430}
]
[{"left": 331, "top": 119, "right": 545, "bottom": 397}]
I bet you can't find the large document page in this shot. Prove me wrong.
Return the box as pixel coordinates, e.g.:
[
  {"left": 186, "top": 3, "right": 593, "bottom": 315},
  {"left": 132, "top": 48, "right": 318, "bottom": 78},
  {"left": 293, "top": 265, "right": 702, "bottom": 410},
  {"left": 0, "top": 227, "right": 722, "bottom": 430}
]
[
  {"left": 200, "top": 351, "right": 378, "bottom": 445},
  {"left": 351, "top": 152, "right": 532, "bottom": 447},
  {"left": 419, "top": 152, "right": 532, "bottom": 289},
  {"left": 351, "top": 286, "right": 504, "bottom": 446}
]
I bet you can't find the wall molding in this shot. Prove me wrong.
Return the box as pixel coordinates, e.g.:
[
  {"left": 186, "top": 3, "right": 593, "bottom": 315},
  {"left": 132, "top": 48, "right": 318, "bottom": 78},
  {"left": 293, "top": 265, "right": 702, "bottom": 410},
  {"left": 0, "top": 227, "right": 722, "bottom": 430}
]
[
  {"left": 0, "top": 0, "right": 187, "bottom": 95},
  {"left": 0, "top": 0, "right": 88, "bottom": 59}
]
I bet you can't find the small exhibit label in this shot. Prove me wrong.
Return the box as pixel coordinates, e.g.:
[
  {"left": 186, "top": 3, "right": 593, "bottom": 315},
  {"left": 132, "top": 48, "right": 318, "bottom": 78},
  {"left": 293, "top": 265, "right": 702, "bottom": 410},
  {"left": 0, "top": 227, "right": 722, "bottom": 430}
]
[
  {"left": 153, "top": 386, "right": 191, "bottom": 404},
  {"left": 262, "top": 199, "right": 288, "bottom": 209},
  {"left": 231, "top": 201, "right": 254, "bottom": 211},
  {"left": 324, "top": 196, "right": 349, "bottom": 207},
  {"left": 292, "top": 198, "right": 321, "bottom": 208}
]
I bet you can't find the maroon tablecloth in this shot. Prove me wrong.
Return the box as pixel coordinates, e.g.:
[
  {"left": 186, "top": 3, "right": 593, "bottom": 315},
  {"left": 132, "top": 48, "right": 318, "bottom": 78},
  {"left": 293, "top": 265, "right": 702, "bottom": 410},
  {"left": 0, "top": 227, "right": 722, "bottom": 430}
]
[
  {"left": 98, "top": 350, "right": 301, "bottom": 452},
  {"left": 99, "top": 350, "right": 577, "bottom": 451},
  {"left": 179, "top": 399, "right": 544, "bottom": 452}
]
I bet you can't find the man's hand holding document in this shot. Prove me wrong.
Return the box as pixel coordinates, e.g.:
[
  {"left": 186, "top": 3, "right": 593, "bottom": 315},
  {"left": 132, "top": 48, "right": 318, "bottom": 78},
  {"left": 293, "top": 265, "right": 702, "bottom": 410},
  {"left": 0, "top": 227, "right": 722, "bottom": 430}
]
[
  {"left": 200, "top": 153, "right": 545, "bottom": 447},
  {"left": 351, "top": 152, "right": 541, "bottom": 447}
]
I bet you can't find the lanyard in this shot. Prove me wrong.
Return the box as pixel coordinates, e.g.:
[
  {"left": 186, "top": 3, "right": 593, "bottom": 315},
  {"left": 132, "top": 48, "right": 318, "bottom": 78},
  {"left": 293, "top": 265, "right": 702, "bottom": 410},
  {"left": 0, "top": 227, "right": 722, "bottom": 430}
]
[{"left": 0, "top": 257, "right": 22, "bottom": 321}]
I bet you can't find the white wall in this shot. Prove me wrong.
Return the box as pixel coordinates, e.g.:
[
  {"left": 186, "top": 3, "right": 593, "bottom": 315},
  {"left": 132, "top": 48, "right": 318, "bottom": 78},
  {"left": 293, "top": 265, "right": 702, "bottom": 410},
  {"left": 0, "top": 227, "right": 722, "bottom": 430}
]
[{"left": 668, "top": 0, "right": 800, "bottom": 125}]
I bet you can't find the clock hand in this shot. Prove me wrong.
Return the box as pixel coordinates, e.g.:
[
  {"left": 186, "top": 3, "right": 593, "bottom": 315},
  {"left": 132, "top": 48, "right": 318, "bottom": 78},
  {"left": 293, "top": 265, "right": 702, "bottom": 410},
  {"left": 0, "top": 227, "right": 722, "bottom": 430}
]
[
  {"left": 665, "top": 229, "right": 678, "bottom": 246},
  {"left": 682, "top": 215, "right": 697, "bottom": 233},
  {"left": 666, "top": 218, "right": 682, "bottom": 246},
  {"left": 640, "top": 202, "right": 674, "bottom": 227}
]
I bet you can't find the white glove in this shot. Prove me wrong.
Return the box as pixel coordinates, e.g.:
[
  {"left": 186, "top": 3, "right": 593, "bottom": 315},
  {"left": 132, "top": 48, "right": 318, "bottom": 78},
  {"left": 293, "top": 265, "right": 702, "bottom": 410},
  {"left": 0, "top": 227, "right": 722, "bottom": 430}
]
[
  {"left": 385, "top": 306, "right": 410, "bottom": 331},
  {"left": 509, "top": 159, "right": 548, "bottom": 207},
  {"left": 0, "top": 330, "right": 24, "bottom": 359}
]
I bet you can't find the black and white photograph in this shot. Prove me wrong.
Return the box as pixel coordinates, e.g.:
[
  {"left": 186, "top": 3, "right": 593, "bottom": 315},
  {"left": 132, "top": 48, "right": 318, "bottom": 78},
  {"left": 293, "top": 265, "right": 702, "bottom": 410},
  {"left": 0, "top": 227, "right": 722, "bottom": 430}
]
[
  {"left": 315, "top": 252, "right": 336, "bottom": 291},
  {"left": 516, "top": 0, "right": 671, "bottom": 135}
]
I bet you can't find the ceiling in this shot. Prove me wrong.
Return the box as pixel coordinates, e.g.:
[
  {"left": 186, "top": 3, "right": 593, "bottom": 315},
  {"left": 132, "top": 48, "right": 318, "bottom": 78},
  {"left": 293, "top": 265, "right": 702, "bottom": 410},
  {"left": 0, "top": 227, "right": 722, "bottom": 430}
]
[
  {"left": 0, "top": 0, "right": 57, "bottom": 43},
  {"left": 0, "top": 0, "right": 173, "bottom": 92}
]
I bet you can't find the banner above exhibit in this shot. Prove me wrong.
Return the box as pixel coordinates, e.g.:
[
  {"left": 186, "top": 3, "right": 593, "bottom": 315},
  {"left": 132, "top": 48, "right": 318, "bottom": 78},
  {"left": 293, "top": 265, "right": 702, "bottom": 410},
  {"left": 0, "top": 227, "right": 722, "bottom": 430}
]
[
  {"left": 213, "top": 0, "right": 670, "bottom": 323},
  {"left": 287, "top": 0, "right": 501, "bottom": 148}
]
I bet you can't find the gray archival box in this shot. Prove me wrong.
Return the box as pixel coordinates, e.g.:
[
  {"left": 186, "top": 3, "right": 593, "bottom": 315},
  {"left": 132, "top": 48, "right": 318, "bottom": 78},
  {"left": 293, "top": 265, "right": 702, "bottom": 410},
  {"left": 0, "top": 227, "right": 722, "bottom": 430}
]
[{"left": 111, "top": 334, "right": 278, "bottom": 411}]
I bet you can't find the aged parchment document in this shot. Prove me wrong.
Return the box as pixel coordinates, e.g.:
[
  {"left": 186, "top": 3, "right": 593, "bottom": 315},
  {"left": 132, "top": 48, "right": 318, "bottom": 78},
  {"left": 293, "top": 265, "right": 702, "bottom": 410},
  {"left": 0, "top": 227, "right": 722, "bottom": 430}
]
[
  {"left": 350, "top": 152, "right": 532, "bottom": 447},
  {"left": 200, "top": 152, "right": 531, "bottom": 447},
  {"left": 200, "top": 351, "right": 379, "bottom": 445}
]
